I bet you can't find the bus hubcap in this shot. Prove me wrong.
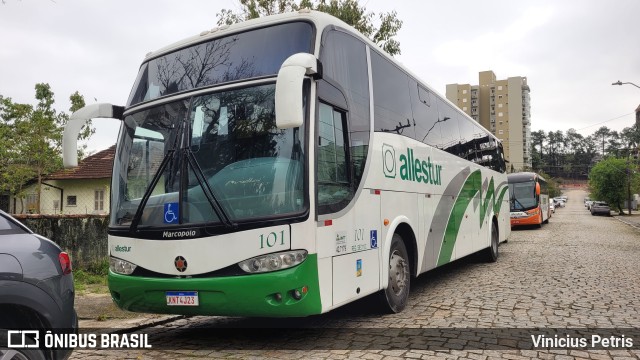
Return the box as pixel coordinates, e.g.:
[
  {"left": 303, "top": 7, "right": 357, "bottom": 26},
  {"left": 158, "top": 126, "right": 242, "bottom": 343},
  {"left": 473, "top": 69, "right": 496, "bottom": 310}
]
[{"left": 389, "top": 250, "right": 408, "bottom": 295}]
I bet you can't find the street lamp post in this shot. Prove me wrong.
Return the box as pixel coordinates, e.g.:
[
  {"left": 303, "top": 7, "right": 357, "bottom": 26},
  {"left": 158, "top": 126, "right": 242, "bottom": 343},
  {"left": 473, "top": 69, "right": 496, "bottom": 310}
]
[
  {"left": 612, "top": 80, "right": 640, "bottom": 89},
  {"left": 612, "top": 80, "right": 640, "bottom": 214}
]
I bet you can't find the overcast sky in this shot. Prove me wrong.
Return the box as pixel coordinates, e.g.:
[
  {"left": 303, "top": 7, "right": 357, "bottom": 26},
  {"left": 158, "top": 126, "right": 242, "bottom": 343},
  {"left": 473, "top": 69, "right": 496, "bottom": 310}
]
[{"left": 1, "top": 0, "right": 639, "bottom": 153}]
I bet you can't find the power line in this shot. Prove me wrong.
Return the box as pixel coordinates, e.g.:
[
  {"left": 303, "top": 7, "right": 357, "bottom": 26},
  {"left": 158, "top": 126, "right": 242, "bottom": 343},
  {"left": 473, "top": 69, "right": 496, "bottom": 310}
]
[{"left": 575, "top": 112, "right": 635, "bottom": 131}]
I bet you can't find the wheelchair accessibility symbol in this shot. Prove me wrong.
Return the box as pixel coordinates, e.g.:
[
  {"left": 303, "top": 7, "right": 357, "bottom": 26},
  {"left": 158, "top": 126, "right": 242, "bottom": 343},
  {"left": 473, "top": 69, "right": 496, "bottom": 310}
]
[{"left": 164, "top": 202, "right": 179, "bottom": 224}]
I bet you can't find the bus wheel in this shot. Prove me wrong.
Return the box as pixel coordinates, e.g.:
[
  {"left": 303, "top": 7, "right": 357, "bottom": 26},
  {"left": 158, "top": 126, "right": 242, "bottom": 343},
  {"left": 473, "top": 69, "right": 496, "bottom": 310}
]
[
  {"left": 379, "top": 234, "right": 410, "bottom": 313},
  {"left": 537, "top": 213, "right": 543, "bottom": 228},
  {"left": 484, "top": 221, "right": 499, "bottom": 262}
]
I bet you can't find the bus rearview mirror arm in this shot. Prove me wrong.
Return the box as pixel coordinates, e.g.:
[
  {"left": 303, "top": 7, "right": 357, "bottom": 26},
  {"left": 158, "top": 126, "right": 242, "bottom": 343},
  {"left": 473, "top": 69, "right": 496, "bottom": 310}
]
[
  {"left": 275, "top": 53, "right": 322, "bottom": 129},
  {"left": 63, "top": 103, "right": 124, "bottom": 168}
]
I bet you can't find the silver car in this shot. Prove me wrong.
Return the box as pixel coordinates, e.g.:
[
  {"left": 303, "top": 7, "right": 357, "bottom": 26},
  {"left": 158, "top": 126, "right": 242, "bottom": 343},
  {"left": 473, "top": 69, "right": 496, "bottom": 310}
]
[
  {"left": 590, "top": 201, "right": 611, "bottom": 216},
  {"left": 0, "top": 210, "right": 77, "bottom": 360}
]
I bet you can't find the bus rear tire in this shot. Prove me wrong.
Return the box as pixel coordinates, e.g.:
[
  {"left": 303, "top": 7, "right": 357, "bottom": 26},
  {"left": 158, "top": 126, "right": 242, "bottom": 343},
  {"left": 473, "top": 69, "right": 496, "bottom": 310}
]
[
  {"left": 483, "top": 221, "right": 499, "bottom": 263},
  {"left": 378, "top": 234, "right": 410, "bottom": 313}
]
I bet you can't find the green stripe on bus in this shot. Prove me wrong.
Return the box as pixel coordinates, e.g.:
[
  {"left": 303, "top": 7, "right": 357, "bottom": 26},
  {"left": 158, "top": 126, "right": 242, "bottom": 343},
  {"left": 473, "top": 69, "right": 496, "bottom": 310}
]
[
  {"left": 437, "top": 170, "right": 481, "bottom": 266},
  {"left": 479, "top": 177, "right": 495, "bottom": 229},
  {"left": 494, "top": 185, "right": 509, "bottom": 215},
  {"left": 437, "top": 171, "right": 506, "bottom": 266}
]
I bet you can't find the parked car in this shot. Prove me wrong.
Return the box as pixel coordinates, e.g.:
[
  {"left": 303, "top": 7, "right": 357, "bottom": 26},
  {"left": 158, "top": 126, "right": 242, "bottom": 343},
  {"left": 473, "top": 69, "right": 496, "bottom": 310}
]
[
  {"left": 549, "top": 199, "right": 555, "bottom": 213},
  {"left": 0, "top": 210, "right": 76, "bottom": 360},
  {"left": 553, "top": 198, "right": 566, "bottom": 207},
  {"left": 591, "top": 201, "right": 611, "bottom": 216},
  {"left": 585, "top": 200, "right": 595, "bottom": 210}
]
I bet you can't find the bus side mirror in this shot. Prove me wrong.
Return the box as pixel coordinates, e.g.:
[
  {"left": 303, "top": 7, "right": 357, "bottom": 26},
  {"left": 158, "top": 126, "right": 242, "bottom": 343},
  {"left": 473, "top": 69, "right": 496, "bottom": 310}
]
[
  {"left": 535, "top": 182, "right": 541, "bottom": 196},
  {"left": 63, "top": 103, "right": 124, "bottom": 168},
  {"left": 275, "top": 53, "right": 322, "bottom": 129}
]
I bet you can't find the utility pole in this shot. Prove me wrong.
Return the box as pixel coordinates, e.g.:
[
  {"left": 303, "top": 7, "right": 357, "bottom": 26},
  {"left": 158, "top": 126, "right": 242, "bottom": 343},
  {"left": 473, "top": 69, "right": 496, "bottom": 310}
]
[{"left": 628, "top": 148, "right": 632, "bottom": 215}]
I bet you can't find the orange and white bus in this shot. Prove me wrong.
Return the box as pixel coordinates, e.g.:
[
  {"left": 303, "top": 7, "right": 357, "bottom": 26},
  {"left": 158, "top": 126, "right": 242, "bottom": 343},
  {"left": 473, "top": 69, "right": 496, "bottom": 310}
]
[{"left": 507, "top": 172, "right": 550, "bottom": 227}]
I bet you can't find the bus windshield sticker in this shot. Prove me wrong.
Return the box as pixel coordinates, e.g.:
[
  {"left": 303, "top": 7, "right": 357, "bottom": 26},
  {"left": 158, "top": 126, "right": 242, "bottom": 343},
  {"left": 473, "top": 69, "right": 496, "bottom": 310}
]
[{"left": 164, "top": 202, "right": 179, "bottom": 224}]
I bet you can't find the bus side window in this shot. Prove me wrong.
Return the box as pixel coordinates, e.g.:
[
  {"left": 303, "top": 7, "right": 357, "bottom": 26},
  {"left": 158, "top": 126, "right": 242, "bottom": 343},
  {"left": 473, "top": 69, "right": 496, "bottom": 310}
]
[
  {"left": 317, "top": 102, "right": 352, "bottom": 213},
  {"left": 435, "top": 99, "right": 461, "bottom": 155},
  {"left": 370, "top": 51, "right": 414, "bottom": 138},
  {"left": 320, "top": 28, "right": 370, "bottom": 191},
  {"left": 411, "top": 82, "right": 441, "bottom": 146}
]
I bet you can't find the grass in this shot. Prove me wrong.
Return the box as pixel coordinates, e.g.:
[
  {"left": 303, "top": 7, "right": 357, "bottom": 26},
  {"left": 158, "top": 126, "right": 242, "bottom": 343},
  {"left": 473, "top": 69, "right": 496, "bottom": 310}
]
[{"left": 73, "top": 259, "right": 109, "bottom": 294}]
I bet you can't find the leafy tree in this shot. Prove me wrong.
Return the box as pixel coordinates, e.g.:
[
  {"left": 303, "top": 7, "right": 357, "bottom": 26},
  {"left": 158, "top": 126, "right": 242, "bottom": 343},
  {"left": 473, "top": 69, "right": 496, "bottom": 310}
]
[
  {"left": 588, "top": 157, "right": 637, "bottom": 215},
  {"left": 0, "top": 84, "right": 93, "bottom": 213},
  {"left": 216, "top": 0, "right": 403, "bottom": 56},
  {"left": 538, "top": 170, "right": 561, "bottom": 198}
]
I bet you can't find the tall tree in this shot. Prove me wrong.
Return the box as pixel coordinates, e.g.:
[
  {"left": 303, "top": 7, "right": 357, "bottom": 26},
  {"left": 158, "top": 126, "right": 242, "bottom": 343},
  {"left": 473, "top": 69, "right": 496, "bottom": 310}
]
[
  {"left": 592, "top": 126, "right": 612, "bottom": 157},
  {"left": 216, "top": 0, "right": 403, "bottom": 56},
  {"left": 0, "top": 84, "right": 92, "bottom": 213},
  {"left": 531, "top": 130, "right": 546, "bottom": 172}
]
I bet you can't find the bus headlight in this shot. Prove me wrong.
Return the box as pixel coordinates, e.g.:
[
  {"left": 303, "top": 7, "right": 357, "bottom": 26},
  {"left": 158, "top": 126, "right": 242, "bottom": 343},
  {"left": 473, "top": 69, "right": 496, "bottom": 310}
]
[
  {"left": 238, "top": 250, "right": 307, "bottom": 274},
  {"left": 525, "top": 208, "right": 540, "bottom": 215},
  {"left": 110, "top": 256, "right": 137, "bottom": 275}
]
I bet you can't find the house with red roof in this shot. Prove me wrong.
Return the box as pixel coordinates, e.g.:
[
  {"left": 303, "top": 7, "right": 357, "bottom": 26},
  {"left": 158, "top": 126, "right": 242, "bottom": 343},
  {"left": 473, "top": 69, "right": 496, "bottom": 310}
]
[{"left": 11, "top": 146, "right": 115, "bottom": 215}]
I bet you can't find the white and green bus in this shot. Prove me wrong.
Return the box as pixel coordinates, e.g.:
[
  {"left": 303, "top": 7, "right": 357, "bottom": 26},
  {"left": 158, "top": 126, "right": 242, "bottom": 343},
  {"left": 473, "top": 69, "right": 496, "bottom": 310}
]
[{"left": 63, "top": 10, "right": 510, "bottom": 317}]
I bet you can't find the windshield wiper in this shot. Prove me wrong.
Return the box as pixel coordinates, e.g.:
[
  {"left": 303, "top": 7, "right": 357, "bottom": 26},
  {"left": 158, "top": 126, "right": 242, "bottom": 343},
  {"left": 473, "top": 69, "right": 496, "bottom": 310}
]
[
  {"left": 130, "top": 119, "right": 184, "bottom": 232},
  {"left": 129, "top": 148, "right": 177, "bottom": 231},
  {"left": 186, "top": 149, "right": 237, "bottom": 229},
  {"left": 510, "top": 197, "right": 525, "bottom": 210}
]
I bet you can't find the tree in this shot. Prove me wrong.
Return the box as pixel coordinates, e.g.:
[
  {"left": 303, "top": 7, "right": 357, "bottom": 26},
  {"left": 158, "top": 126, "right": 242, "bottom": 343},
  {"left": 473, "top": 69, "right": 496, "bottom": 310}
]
[
  {"left": 0, "top": 84, "right": 93, "bottom": 213},
  {"left": 588, "top": 157, "right": 636, "bottom": 215},
  {"left": 216, "top": 0, "right": 403, "bottom": 56},
  {"left": 593, "top": 126, "right": 612, "bottom": 157},
  {"left": 537, "top": 170, "right": 561, "bottom": 198},
  {"left": 531, "top": 130, "right": 546, "bottom": 172}
]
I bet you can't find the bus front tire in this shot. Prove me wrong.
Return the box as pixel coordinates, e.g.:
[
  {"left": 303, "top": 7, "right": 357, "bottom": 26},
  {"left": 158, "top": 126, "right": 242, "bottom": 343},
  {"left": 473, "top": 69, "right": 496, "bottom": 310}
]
[{"left": 378, "top": 234, "right": 410, "bottom": 313}]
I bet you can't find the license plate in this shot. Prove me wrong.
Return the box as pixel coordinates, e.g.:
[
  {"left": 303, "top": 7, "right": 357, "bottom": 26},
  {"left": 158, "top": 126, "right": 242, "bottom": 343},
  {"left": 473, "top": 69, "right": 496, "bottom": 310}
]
[{"left": 166, "top": 291, "right": 199, "bottom": 306}]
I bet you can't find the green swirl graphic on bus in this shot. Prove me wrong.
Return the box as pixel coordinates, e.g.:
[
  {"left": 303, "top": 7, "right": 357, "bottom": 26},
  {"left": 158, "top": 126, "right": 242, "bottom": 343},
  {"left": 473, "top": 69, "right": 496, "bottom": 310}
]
[{"left": 383, "top": 144, "right": 443, "bottom": 185}]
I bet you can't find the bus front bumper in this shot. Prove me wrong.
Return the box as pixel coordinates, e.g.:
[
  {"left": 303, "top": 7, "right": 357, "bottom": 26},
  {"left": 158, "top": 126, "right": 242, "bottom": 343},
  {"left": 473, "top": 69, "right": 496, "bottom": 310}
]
[
  {"left": 108, "top": 254, "right": 321, "bottom": 317},
  {"left": 510, "top": 212, "right": 540, "bottom": 226}
]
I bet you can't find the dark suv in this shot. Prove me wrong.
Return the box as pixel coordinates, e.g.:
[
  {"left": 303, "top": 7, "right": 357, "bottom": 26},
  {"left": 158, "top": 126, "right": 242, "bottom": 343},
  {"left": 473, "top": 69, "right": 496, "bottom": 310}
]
[{"left": 0, "top": 210, "right": 77, "bottom": 360}]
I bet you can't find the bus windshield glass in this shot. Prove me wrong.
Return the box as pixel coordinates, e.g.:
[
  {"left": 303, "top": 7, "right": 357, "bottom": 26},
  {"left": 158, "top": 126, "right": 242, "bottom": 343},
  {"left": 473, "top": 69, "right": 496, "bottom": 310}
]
[
  {"left": 127, "top": 21, "right": 314, "bottom": 106},
  {"left": 508, "top": 181, "right": 537, "bottom": 211},
  {"left": 111, "top": 83, "right": 306, "bottom": 229}
]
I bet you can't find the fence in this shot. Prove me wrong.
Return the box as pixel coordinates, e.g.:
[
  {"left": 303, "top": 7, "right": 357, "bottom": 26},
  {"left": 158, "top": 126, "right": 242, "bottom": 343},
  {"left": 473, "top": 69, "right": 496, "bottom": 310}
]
[{"left": 13, "top": 214, "right": 109, "bottom": 270}]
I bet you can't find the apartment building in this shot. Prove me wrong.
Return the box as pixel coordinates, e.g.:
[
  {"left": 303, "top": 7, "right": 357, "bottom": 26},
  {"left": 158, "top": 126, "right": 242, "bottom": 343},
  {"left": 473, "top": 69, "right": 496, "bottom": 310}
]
[{"left": 446, "top": 70, "right": 532, "bottom": 171}]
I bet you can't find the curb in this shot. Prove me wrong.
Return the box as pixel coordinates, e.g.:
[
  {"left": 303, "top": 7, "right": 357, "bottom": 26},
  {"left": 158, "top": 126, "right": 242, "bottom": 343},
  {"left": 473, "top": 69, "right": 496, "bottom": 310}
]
[{"left": 615, "top": 216, "right": 640, "bottom": 230}]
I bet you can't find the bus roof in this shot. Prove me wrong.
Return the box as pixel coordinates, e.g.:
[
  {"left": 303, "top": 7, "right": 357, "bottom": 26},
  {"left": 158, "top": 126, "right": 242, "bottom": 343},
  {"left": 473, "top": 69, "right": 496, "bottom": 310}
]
[
  {"left": 140, "top": 9, "right": 502, "bottom": 147},
  {"left": 507, "top": 172, "right": 546, "bottom": 183},
  {"left": 143, "top": 10, "right": 342, "bottom": 62}
]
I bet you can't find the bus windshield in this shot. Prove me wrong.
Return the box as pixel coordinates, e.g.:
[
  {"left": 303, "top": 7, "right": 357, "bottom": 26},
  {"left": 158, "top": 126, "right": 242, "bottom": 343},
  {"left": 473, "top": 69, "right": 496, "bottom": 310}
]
[
  {"left": 508, "top": 181, "right": 537, "bottom": 211},
  {"left": 111, "top": 83, "right": 306, "bottom": 229},
  {"left": 126, "top": 21, "right": 314, "bottom": 106}
]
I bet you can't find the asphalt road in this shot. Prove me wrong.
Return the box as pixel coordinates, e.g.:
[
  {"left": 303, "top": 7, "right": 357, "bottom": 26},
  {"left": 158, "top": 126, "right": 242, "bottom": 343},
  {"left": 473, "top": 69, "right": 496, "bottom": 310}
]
[{"left": 70, "top": 189, "right": 640, "bottom": 359}]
